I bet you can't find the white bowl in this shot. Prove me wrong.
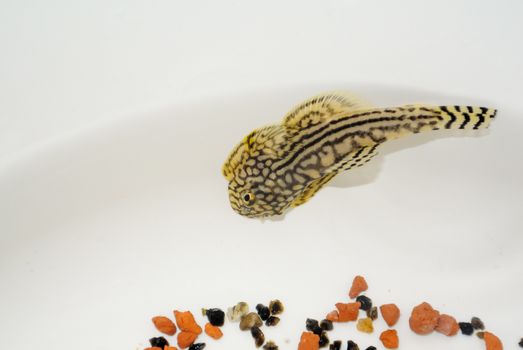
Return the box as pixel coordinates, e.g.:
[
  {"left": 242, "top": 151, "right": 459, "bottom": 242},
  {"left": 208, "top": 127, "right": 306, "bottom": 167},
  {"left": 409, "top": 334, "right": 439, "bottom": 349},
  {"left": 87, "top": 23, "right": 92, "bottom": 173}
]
[{"left": 1, "top": 85, "right": 521, "bottom": 349}]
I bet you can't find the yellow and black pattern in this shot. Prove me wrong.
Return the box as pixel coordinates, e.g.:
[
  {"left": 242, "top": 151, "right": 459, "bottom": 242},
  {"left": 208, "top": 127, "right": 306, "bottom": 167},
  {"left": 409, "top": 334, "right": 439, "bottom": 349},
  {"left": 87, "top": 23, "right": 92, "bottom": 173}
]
[{"left": 223, "top": 93, "right": 497, "bottom": 218}]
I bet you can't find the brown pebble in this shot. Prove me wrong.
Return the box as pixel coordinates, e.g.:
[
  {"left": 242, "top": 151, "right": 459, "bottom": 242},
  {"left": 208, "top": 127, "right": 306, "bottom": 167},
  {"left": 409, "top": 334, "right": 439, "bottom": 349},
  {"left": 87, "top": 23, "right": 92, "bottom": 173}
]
[
  {"left": 367, "top": 307, "right": 378, "bottom": 321},
  {"left": 409, "top": 302, "right": 440, "bottom": 335},
  {"left": 269, "top": 300, "right": 284, "bottom": 315},
  {"left": 240, "top": 312, "right": 263, "bottom": 331},
  {"left": 265, "top": 316, "right": 280, "bottom": 327},
  {"left": 471, "top": 317, "right": 485, "bottom": 330},
  {"left": 263, "top": 341, "right": 279, "bottom": 350},
  {"left": 251, "top": 326, "right": 265, "bottom": 348}
]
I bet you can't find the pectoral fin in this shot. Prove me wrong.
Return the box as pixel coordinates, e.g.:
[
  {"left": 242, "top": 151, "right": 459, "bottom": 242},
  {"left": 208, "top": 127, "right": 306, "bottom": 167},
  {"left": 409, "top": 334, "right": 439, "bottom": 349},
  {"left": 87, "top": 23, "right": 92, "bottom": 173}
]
[
  {"left": 291, "top": 145, "right": 380, "bottom": 208},
  {"left": 291, "top": 172, "right": 338, "bottom": 207},
  {"left": 328, "top": 144, "right": 380, "bottom": 173}
]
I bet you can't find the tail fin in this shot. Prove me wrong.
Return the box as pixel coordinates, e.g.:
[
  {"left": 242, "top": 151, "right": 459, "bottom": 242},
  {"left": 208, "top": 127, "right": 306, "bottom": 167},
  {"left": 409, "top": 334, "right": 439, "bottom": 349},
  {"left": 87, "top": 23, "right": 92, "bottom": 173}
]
[{"left": 434, "top": 105, "right": 497, "bottom": 130}]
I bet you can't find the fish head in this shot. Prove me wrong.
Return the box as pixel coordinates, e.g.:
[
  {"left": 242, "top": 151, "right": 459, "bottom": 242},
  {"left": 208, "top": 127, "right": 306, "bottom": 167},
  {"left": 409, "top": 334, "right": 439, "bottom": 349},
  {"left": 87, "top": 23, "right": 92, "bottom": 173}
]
[{"left": 222, "top": 126, "right": 293, "bottom": 218}]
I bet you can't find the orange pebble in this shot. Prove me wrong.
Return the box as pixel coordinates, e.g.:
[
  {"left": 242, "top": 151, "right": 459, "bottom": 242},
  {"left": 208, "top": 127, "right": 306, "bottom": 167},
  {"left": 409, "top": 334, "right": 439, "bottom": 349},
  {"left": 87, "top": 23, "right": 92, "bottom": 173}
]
[
  {"left": 174, "top": 311, "right": 202, "bottom": 335},
  {"left": 165, "top": 347, "right": 179, "bottom": 350},
  {"left": 484, "top": 332, "right": 503, "bottom": 350},
  {"left": 409, "top": 302, "right": 440, "bottom": 335},
  {"left": 435, "top": 314, "right": 459, "bottom": 336},
  {"left": 326, "top": 310, "right": 339, "bottom": 322},
  {"left": 177, "top": 331, "right": 198, "bottom": 349},
  {"left": 349, "top": 275, "right": 368, "bottom": 298},
  {"left": 152, "top": 316, "right": 177, "bottom": 336},
  {"left": 380, "top": 304, "right": 400, "bottom": 327},
  {"left": 335, "top": 302, "right": 360, "bottom": 322},
  {"left": 144, "top": 348, "right": 162, "bottom": 350},
  {"left": 297, "top": 331, "right": 320, "bottom": 350},
  {"left": 204, "top": 322, "right": 223, "bottom": 340},
  {"left": 379, "top": 329, "right": 399, "bottom": 349}
]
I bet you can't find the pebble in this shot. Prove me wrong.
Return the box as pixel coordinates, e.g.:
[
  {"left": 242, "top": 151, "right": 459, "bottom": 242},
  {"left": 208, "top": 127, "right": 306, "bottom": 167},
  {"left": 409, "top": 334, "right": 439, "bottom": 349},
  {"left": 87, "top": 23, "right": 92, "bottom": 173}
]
[
  {"left": 269, "top": 300, "right": 284, "bottom": 315},
  {"left": 319, "top": 331, "right": 330, "bottom": 348},
  {"left": 484, "top": 332, "right": 503, "bottom": 350},
  {"left": 320, "top": 319, "right": 333, "bottom": 331},
  {"left": 240, "top": 312, "right": 263, "bottom": 331},
  {"left": 471, "top": 316, "right": 485, "bottom": 330},
  {"left": 435, "top": 314, "right": 459, "bottom": 336},
  {"left": 149, "top": 337, "right": 169, "bottom": 348},
  {"left": 329, "top": 340, "right": 342, "bottom": 350},
  {"left": 458, "top": 322, "right": 474, "bottom": 336},
  {"left": 263, "top": 341, "right": 279, "bottom": 350},
  {"left": 366, "top": 307, "right": 378, "bottom": 321},
  {"left": 204, "top": 308, "right": 225, "bottom": 327},
  {"left": 335, "top": 302, "right": 361, "bottom": 322},
  {"left": 251, "top": 326, "right": 265, "bottom": 348},
  {"left": 356, "top": 296, "right": 372, "bottom": 311},
  {"left": 227, "top": 302, "right": 249, "bottom": 322},
  {"left": 380, "top": 304, "right": 400, "bottom": 327},
  {"left": 379, "top": 329, "right": 399, "bottom": 349},
  {"left": 306, "top": 319, "right": 319, "bottom": 331},
  {"left": 347, "top": 340, "right": 360, "bottom": 350},
  {"left": 409, "top": 302, "right": 440, "bottom": 335},
  {"left": 265, "top": 316, "right": 280, "bottom": 327},
  {"left": 356, "top": 318, "right": 374, "bottom": 333},
  {"left": 349, "top": 276, "right": 368, "bottom": 299},
  {"left": 326, "top": 310, "right": 339, "bottom": 322},
  {"left": 297, "top": 332, "right": 320, "bottom": 350},
  {"left": 256, "top": 304, "right": 271, "bottom": 321}
]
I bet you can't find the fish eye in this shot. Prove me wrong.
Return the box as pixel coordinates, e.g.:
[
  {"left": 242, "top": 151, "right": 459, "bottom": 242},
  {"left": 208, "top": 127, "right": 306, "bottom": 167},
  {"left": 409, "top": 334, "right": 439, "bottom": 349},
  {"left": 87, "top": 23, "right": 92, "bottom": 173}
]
[{"left": 242, "top": 192, "right": 254, "bottom": 205}]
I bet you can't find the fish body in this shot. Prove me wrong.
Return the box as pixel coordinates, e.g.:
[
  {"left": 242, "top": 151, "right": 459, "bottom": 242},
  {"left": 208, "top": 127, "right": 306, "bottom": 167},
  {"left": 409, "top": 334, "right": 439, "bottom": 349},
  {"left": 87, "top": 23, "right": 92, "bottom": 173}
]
[{"left": 222, "top": 92, "right": 497, "bottom": 218}]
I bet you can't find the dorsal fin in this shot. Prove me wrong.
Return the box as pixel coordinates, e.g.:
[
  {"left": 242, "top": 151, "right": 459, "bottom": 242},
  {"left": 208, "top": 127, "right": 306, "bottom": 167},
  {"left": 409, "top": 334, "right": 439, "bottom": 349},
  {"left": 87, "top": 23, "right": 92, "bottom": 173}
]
[{"left": 282, "top": 91, "right": 371, "bottom": 129}]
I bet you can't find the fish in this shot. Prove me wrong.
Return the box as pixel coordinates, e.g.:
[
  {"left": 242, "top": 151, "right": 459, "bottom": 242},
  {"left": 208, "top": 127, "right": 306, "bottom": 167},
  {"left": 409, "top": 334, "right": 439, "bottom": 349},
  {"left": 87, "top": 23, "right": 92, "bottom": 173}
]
[{"left": 222, "top": 92, "right": 497, "bottom": 218}]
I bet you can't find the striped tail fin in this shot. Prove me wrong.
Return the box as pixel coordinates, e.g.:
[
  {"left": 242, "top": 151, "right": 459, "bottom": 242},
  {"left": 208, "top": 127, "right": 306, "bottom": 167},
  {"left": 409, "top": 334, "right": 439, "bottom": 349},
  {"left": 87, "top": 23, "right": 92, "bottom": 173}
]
[{"left": 434, "top": 105, "right": 497, "bottom": 130}]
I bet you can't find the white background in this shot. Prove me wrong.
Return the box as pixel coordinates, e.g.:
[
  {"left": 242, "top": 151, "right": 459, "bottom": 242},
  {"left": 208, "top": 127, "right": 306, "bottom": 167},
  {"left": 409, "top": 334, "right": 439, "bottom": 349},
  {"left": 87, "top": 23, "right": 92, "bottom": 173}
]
[{"left": 1, "top": 1, "right": 522, "bottom": 349}]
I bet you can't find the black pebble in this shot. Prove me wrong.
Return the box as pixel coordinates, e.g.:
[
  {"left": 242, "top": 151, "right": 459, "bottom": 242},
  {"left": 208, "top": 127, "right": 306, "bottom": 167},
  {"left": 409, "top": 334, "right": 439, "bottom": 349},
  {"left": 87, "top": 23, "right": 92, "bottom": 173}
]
[
  {"left": 347, "top": 340, "right": 360, "bottom": 350},
  {"left": 319, "top": 331, "right": 330, "bottom": 348},
  {"left": 320, "top": 319, "right": 334, "bottom": 331},
  {"left": 471, "top": 317, "right": 485, "bottom": 330},
  {"left": 312, "top": 324, "right": 323, "bottom": 335},
  {"left": 206, "top": 308, "right": 225, "bottom": 327},
  {"left": 149, "top": 336, "right": 169, "bottom": 348},
  {"left": 251, "top": 326, "right": 265, "bottom": 347},
  {"left": 356, "top": 295, "right": 372, "bottom": 311},
  {"left": 329, "top": 340, "right": 342, "bottom": 350},
  {"left": 306, "top": 318, "right": 319, "bottom": 331},
  {"left": 189, "top": 343, "right": 206, "bottom": 350},
  {"left": 256, "top": 304, "right": 271, "bottom": 321},
  {"left": 459, "top": 322, "right": 474, "bottom": 335},
  {"left": 519, "top": 338, "right": 523, "bottom": 348},
  {"left": 365, "top": 347, "right": 377, "bottom": 350}
]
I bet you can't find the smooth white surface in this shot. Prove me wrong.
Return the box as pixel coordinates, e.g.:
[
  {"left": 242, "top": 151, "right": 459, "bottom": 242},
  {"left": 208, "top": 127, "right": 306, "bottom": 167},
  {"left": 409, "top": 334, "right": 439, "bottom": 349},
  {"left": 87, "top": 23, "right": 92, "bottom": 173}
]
[{"left": 1, "top": 1, "right": 523, "bottom": 350}]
